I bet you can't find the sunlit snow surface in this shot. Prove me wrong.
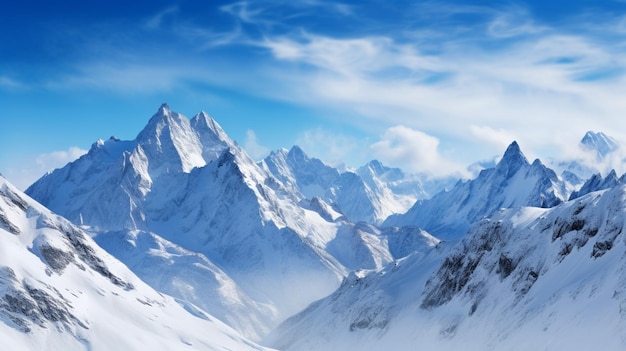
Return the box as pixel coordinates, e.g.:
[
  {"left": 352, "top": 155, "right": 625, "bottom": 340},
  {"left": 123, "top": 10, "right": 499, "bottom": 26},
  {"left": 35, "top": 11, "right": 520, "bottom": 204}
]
[
  {"left": 269, "top": 185, "right": 626, "bottom": 351},
  {"left": 21, "top": 105, "right": 626, "bottom": 350},
  {"left": 0, "top": 176, "right": 273, "bottom": 351},
  {"left": 26, "top": 105, "right": 437, "bottom": 340}
]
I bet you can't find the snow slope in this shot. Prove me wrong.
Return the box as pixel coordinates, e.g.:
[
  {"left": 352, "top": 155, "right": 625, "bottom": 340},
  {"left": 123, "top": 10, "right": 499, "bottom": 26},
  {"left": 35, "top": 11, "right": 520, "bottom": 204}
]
[
  {"left": 0, "top": 175, "right": 272, "bottom": 351},
  {"left": 25, "top": 105, "right": 345, "bottom": 336},
  {"left": 384, "top": 141, "right": 569, "bottom": 239},
  {"left": 268, "top": 184, "right": 626, "bottom": 351},
  {"left": 92, "top": 229, "right": 277, "bottom": 341},
  {"left": 26, "top": 104, "right": 422, "bottom": 339}
]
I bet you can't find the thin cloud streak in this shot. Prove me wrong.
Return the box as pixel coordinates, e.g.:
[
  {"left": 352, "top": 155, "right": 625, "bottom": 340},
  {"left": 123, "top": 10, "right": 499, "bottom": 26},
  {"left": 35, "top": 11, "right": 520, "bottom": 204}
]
[
  {"left": 4, "top": 147, "right": 87, "bottom": 191},
  {"left": 8, "top": 1, "right": 626, "bottom": 178},
  {"left": 249, "top": 27, "right": 626, "bottom": 161}
]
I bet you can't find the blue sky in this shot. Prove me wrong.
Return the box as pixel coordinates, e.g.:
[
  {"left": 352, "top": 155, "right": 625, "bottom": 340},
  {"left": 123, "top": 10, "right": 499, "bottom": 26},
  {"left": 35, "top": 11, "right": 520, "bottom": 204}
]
[{"left": 2, "top": 0, "right": 626, "bottom": 189}]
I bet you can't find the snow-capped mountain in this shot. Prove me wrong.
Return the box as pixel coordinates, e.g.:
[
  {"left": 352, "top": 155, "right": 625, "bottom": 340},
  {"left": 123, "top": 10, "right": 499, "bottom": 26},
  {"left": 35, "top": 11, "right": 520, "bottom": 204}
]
[
  {"left": 26, "top": 104, "right": 419, "bottom": 339},
  {"left": 580, "top": 130, "right": 619, "bottom": 158},
  {"left": 25, "top": 105, "right": 346, "bottom": 335},
  {"left": 384, "top": 141, "right": 569, "bottom": 240},
  {"left": 26, "top": 104, "right": 236, "bottom": 231},
  {"left": 0, "top": 175, "right": 271, "bottom": 351},
  {"left": 260, "top": 146, "right": 430, "bottom": 224},
  {"left": 551, "top": 131, "right": 623, "bottom": 181},
  {"left": 23, "top": 103, "right": 626, "bottom": 350},
  {"left": 267, "top": 183, "right": 626, "bottom": 351},
  {"left": 569, "top": 169, "right": 626, "bottom": 200}
]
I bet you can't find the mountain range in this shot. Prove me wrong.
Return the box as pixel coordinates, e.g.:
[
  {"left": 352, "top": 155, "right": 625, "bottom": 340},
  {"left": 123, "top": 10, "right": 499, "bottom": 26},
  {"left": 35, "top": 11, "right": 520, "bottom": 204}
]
[
  {"left": 24, "top": 104, "right": 438, "bottom": 341},
  {"left": 268, "top": 182, "right": 626, "bottom": 351},
  {"left": 1, "top": 104, "right": 623, "bottom": 350},
  {"left": 0, "top": 175, "right": 271, "bottom": 350}
]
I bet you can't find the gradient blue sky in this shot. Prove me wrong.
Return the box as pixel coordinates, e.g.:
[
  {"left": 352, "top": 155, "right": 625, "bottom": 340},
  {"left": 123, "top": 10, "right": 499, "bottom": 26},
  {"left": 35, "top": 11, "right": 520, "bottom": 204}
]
[{"left": 2, "top": 0, "right": 626, "bottom": 189}]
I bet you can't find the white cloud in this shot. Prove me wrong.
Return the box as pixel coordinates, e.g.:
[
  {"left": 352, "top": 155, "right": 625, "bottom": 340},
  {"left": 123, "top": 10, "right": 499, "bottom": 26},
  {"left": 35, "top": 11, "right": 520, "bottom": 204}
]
[
  {"left": 0, "top": 76, "right": 25, "bottom": 90},
  {"left": 144, "top": 6, "right": 179, "bottom": 30},
  {"left": 248, "top": 26, "right": 626, "bottom": 163},
  {"left": 35, "top": 147, "right": 87, "bottom": 169},
  {"left": 294, "top": 128, "right": 362, "bottom": 168},
  {"left": 371, "top": 126, "right": 467, "bottom": 176},
  {"left": 487, "top": 6, "right": 546, "bottom": 38},
  {"left": 20, "top": 2, "right": 626, "bottom": 171},
  {"left": 469, "top": 125, "right": 517, "bottom": 150},
  {"left": 243, "top": 129, "right": 269, "bottom": 160},
  {"left": 220, "top": 1, "right": 266, "bottom": 24},
  {"left": 3, "top": 147, "right": 87, "bottom": 191}
]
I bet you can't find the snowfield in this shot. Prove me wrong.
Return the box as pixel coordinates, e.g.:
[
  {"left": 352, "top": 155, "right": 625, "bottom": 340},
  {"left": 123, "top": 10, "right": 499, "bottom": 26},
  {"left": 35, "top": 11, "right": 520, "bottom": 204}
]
[
  {"left": 6, "top": 104, "right": 625, "bottom": 350},
  {"left": 268, "top": 185, "right": 626, "bottom": 351},
  {"left": 0, "top": 175, "right": 273, "bottom": 351}
]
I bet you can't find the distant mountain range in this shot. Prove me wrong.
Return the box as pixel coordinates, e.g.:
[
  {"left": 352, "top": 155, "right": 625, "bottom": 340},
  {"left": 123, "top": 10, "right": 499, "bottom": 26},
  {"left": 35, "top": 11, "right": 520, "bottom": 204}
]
[{"left": 1, "top": 104, "right": 622, "bottom": 350}]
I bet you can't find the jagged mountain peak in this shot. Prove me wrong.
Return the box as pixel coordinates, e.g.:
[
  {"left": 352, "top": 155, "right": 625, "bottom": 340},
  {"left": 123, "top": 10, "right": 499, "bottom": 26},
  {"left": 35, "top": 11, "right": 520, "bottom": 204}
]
[
  {"left": 287, "top": 145, "right": 310, "bottom": 163},
  {"left": 359, "top": 159, "right": 406, "bottom": 181},
  {"left": 267, "top": 147, "right": 289, "bottom": 158},
  {"left": 365, "top": 159, "right": 384, "bottom": 170},
  {"left": 384, "top": 141, "right": 567, "bottom": 239},
  {"left": 191, "top": 110, "right": 229, "bottom": 140},
  {"left": 580, "top": 131, "right": 619, "bottom": 157},
  {"left": 569, "top": 169, "right": 625, "bottom": 200},
  {"left": 497, "top": 141, "right": 529, "bottom": 171},
  {"left": 138, "top": 103, "right": 187, "bottom": 136},
  {"left": 133, "top": 104, "right": 238, "bottom": 174},
  {"left": 190, "top": 110, "right": 235, "bottom": 162}
]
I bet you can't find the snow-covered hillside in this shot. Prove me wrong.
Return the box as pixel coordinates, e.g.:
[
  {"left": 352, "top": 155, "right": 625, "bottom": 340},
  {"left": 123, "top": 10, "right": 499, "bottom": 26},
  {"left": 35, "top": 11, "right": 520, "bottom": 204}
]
[
  {"left": 92, "top": 228, "right": 277, "bottom": 340},
  {"left": 19, "top": 104, "right": 626, "bottom": 350},
  {"left": 384, "top": 141, "right": 569, "bottom": 239},
  {"left": 268, "top": 183, "right": 626, "bottom": 351},
  {"left": 26, "top": 104, "right": 427, "bottom": 339},
  {"left": 0, "top": 175, "right": 272, "bottom": 351},
  {"left": 25, "top": 105, "right": 346, "bottom": 336}
]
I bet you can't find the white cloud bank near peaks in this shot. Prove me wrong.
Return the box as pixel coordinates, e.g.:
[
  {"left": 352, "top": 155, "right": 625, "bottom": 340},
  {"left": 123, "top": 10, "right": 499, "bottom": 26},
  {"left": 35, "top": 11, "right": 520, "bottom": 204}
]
[
  {"left": 371, "top": 125, "right": 467, "bottom": 177},
  {"left": 243, "top": 129, "right": 270, "bottom": 160},
  {"left": 469, "top": 125, "right": 517, "bottom": 150}
]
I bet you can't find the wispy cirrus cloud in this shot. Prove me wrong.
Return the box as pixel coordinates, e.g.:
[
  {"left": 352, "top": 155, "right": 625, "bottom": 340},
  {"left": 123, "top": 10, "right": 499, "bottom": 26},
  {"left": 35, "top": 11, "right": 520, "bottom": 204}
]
[
  {"left": 8, "top": 1, "right": 626, "bottom": 178},
  {"left": 240, "top": 9, "right": 626, "bottom": 164},
  {"left": 0, "top": 76, "right": 26, "bottom": 90},
  {"left": 144, "top": 6, "right": 179, "bottom": 30}
]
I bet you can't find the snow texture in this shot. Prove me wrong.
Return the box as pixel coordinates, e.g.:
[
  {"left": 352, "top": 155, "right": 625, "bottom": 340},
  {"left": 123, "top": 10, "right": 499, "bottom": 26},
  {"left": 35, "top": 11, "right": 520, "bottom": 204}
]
[
  {"left": 0, "top": 175, "right": 273, "bottom": 351},
  {"left": 384, "top": 141, "right": 569, "bottom": 240},
  {"left": 269, "top": 184, "right": 626, "bottom": 351},
  {"left": 26, "top": 104, "right": 429, "bottom": 340}
]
